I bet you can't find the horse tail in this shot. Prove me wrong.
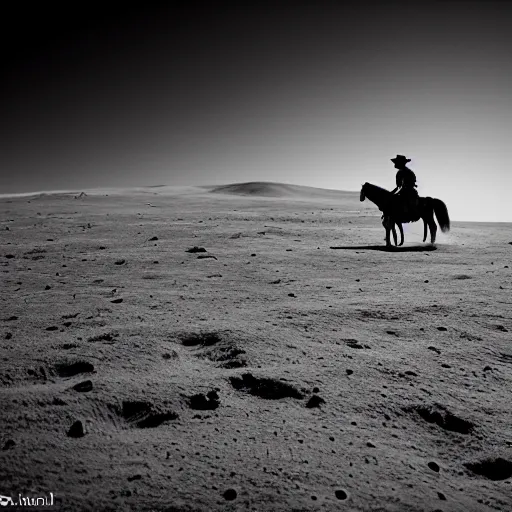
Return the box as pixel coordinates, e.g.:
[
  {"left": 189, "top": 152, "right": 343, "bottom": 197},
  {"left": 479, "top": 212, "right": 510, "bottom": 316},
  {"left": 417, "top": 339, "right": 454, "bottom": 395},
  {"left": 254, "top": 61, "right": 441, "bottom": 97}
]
[{"left": 432, "top": 198, "right": 450, "bottom": 233}]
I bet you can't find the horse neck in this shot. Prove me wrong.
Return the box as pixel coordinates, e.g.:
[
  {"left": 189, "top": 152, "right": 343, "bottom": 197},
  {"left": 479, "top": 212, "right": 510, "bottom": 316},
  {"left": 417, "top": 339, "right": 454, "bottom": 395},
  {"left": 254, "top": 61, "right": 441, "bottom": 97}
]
[{"left": 364, "top": 184, "right": 391, "bottom": 208}]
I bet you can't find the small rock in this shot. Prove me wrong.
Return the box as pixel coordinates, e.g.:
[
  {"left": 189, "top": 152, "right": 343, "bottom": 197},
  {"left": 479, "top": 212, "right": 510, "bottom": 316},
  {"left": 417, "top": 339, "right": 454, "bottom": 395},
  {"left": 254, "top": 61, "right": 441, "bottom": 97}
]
[
  {"left": 2, "top": 439, "right": 15, "bottom": 450},
  {"left": 312, "top": 387, "right": 320, "bottom": 393},
  {"left": 148, "top": 236, "right": 158, "bottom": 241},
  {"left": 428, "top": 461, "right": 440, "bottom": 472},
  {"left": 127, "top": 474, "right": 142, "bottom": 481},
  {"left": 437, "top": 327, "right": 447, "bottom": 331},
  {"left": 223, "top": 488, "right": 237, "bottom": 501},
  {"left": 306, "top": 395, "right": 325, "bottom": 408},
  {"left": 5, "top": 332, "right": 12, "bottom": 340},
  {"left": 437, "top": 492, "right": 446, "bottom": 500},
  {"left": 111, "top": 298, "right": 123, "bottom": 304},
  {"left": 73, "top": 380, "right": 93, "bottom": 392},
  {"left": 186, "top": 246, "right": 206, "bottom": 253},
  {"left": 335, "top": 489, "right": 348, "bottom": 500},
  {"left": 114, "top": 259, "right": 126, "bottom": 265},
  {"left": 346, "top": 369, "right": 353, "bottom": 376},
  {"left": 46, "top": 326, "right": 58, "bottom": 331},
  {"left": 68, "top": 420, "right": 85, "bottom": 438},
  {"left": 367, "top": 441, "right": 376, "bottom": 448},
  {"left": 45, "top": 285, "right": 51, "bottom": 290},
  {"left": 288, "top": 293, "right": 296, "bottom": 297}
]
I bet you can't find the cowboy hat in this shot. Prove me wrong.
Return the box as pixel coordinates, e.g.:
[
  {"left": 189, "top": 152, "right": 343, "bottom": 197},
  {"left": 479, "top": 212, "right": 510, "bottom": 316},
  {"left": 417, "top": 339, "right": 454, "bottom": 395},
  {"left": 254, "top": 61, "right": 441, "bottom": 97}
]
[{"left": 391, "top": 154, "right": 411, "bottom": 164}]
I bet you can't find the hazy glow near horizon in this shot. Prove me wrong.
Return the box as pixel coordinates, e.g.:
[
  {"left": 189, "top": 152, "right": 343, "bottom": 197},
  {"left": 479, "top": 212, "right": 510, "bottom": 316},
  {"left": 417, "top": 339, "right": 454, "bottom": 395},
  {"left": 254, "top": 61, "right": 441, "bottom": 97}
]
[{"left": 1, "top": 3, "right": 510, "bottom": 222}]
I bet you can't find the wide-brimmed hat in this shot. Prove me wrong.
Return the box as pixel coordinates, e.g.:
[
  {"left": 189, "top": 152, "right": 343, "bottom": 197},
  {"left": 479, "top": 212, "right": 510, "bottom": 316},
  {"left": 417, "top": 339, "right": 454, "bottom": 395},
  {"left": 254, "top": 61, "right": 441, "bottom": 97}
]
[{"left": 391, "top": 154, "right": 411, "bottom": 164}]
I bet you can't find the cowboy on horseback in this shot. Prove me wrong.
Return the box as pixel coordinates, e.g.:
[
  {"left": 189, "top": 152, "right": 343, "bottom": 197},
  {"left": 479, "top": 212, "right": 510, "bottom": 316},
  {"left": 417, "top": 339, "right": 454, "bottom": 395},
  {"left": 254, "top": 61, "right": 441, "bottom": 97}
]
[{"left": 390, "top": 154, "right": 419, "bottom": 222}]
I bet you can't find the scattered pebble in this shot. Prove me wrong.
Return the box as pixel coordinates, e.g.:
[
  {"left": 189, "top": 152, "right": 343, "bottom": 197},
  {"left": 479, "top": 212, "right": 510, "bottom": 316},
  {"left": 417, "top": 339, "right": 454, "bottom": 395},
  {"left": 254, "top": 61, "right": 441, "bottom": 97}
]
[
  {"left": 111, "top": 298, "right": 123, "bottom": 304},
  {"left": 437, "top": 327, "right": 447, "bottom": 331},
  {"left": 115, "top": 259, "right": 126, "bottom": 265}
]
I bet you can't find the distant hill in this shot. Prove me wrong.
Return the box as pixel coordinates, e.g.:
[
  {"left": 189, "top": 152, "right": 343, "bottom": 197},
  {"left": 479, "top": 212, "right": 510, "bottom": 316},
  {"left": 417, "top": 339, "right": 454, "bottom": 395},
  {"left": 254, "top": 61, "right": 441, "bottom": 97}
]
[{"left": 207, "top": 181, "right": 357, "bottom": 200}]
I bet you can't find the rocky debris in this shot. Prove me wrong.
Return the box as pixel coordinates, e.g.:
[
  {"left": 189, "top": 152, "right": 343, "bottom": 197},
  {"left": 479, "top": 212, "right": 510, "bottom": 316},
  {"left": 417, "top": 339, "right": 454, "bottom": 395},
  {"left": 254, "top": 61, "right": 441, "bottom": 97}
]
[
  {"left": 428, "top": 346, "right": 441, "bottom": 354},
  {"left": 68, "top": 420, "right": 86, "bottom": 438},
  {"left": 186, "top": 246, "right": 206, "bottom": 253},
  {"left": 3, "top": 316, "right": 18, "bottom": 321},
  {"left": 197, "top": 254, "right": 217, "bottom": 260},
  {"left": 5, "top": 332, "right": 12, "bottom": 340},
  {"left": 162, "top": 351, "right": 179, "bottom": 360},
  {"left": 189, "top": 390, "right": 220, "bottom": 410},
  {"left": 46, "top": 326, "right": 59, "bottom": 331},
  {"left": 179, "top": 331, "right": 222, "bottom": 347},
  {"left": 54, "top": 361, "right": 95, "bottom": 378},
  {"left": 114, "top": 259, "right": 126, "bottom": 265},
  {"left": 437, "top": 326, "right": 448, "bottom": 331},
  {"left": 230, "top": 373, "right": 304, "bottom": 400},
  {"left": 465, "top": 457, "right": 512, "bottom": 481},
  {"left": 345, "top": 339, "right": 369, "bottom": 349},
  {"left": 148, "top": 236, "right": 158, "bottom": 241},
  {"left": 87, "top": 332, "right": 118, "bottom": 342},
  {"left": 73, "top": 380, "right": 93, "bottom": 392},
  {"left": 407, "top": 404, "right": 474, "bottom": 434},
  {"left": 111, "top": 298, "right": 123, "bottom": 304},
  {"left": 120, "top": 400, "right": 178, "bottom": 428}
]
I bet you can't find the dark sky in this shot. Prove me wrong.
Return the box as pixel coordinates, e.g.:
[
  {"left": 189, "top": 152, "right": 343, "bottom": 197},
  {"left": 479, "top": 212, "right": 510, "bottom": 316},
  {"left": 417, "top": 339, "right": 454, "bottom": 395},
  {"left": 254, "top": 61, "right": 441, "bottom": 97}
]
[{"left": 1, "top": 1, "right": 511, "bottom": 221}]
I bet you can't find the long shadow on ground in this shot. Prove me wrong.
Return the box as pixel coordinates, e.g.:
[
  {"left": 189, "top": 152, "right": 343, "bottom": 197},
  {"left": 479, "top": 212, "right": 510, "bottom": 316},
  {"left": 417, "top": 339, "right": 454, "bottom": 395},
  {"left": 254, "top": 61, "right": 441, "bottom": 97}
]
[{"left": 329, "top": 245, "right": 437, "bottom": 252}]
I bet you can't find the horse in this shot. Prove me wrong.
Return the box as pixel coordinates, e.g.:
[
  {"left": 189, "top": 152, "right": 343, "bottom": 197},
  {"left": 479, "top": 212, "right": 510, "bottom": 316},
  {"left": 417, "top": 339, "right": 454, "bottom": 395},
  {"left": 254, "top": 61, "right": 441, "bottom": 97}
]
[{"left": 360, "top": 182, "right": 450, "bottom": 246}]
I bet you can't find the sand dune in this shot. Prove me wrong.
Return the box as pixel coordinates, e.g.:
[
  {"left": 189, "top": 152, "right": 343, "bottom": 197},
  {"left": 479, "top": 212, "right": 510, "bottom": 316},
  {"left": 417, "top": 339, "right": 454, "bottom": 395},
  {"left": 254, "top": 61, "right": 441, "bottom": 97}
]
[
  {"left": 208, "top": 181, "right": 358, "bottom": 200},
  {"left": 1, "top": 187, "right": 511, "bottom": 511}
]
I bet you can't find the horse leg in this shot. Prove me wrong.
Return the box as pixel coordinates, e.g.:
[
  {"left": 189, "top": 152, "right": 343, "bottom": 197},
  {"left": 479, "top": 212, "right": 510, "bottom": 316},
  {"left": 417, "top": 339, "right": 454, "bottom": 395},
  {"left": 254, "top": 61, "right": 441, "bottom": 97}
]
[
  {"left": 423, "top": 218, "right": 428, "bottom": 243},
  {"left": 382, "top": 216, "right": 393, "bottom": 247},
  {"left": 429, "top": 219, "right": 437, "bottom": 244},
  {"left": 392, "top": 224, "right": 398, "bottom": 246},
  {"left": 398, "top": 222, "right": 404, "bottom": 246}
]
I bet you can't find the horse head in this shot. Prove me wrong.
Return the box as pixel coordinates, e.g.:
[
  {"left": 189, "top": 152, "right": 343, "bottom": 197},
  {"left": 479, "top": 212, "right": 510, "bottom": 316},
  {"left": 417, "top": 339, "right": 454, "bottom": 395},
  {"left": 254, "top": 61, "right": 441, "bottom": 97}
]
[{"left": 360, "top": 182, "right": 368, "bottom": 202}]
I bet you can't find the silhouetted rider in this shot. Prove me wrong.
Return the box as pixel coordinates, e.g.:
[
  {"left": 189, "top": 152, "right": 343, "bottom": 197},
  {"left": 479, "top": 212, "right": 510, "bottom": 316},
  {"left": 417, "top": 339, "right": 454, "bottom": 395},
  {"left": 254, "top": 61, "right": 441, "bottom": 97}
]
[{"left": 390, "top": 154, "right": 419, "bottom": 221}]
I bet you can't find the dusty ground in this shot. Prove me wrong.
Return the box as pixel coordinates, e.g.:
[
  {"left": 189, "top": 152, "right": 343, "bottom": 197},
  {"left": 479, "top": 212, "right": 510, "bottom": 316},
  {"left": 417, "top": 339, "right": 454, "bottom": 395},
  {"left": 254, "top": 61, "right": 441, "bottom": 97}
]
[{"left": 1, "top": 183, "right": 511, "bottom": 511}]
